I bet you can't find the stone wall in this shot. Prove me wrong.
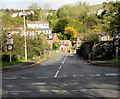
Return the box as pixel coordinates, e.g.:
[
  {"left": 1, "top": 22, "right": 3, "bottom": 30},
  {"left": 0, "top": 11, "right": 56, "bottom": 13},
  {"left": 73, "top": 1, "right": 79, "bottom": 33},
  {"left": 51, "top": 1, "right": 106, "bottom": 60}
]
[{"left": 76, "top": 41, "right": 120, "bottom": 60}]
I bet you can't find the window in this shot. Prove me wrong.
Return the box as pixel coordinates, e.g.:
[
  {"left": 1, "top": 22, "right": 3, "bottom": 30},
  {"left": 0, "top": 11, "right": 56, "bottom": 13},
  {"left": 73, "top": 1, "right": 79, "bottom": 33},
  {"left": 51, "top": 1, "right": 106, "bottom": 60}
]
[
  {"left": 48, "top": 41, "right": 52, "bottom": 43},
  {"left": 65, "top": 41, "right": 68, "bottom": 44}
]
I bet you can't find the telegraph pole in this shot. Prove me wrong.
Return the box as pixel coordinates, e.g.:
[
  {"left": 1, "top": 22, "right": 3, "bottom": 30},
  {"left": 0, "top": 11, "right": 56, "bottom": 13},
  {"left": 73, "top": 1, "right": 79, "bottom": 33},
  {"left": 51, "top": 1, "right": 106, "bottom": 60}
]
[{"left": 23, "top": 10, "right": 27, "bottom": 61}]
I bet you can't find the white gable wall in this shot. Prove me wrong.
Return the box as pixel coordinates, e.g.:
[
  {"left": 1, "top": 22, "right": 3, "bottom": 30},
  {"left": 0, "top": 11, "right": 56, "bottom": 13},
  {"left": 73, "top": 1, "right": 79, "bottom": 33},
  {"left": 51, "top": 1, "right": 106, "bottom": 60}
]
[{"left": 27, "top": 23, "right": 49, "bottom": 29}]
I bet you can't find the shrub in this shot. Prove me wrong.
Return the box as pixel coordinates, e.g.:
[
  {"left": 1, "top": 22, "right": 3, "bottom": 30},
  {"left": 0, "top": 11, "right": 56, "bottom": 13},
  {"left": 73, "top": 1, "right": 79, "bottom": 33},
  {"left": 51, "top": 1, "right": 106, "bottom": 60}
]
[
  {"left": 53, "top": 42, "right": 59, "bottom": 50},
  {"left": 2, "top": 54, "right": 18, "bottom": 62},
  {"left": 89, "top": 42, "right": 115, "bottom": 60}
]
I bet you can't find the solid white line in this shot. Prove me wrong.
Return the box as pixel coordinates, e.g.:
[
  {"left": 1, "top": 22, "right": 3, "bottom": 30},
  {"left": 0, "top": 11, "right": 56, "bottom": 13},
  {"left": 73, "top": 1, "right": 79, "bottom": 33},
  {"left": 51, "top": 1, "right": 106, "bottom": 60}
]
[{"left": 54, "top": 70, "right": 60, "bottom": 78}]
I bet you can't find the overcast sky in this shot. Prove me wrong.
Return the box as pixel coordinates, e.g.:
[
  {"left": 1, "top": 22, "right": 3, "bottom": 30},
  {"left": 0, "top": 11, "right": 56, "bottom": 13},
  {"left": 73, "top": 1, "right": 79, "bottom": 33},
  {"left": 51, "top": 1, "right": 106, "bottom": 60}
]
[{"left": 0, "top": 0, "right": 118, "bottom": 10}]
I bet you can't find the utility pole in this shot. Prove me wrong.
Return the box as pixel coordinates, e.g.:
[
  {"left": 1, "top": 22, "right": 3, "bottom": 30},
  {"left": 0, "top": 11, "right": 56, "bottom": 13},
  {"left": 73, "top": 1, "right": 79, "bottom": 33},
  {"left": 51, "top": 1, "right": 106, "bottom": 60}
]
[{"left": 23, "top": 10, "right": 27, "bottom": 61}]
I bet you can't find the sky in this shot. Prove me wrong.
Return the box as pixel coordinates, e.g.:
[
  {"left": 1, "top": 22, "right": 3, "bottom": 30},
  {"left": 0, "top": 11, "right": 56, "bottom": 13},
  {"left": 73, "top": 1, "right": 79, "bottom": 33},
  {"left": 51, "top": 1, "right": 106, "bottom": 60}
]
[{"left": 0, "top": 0, "right": 118, "bottom": 10}]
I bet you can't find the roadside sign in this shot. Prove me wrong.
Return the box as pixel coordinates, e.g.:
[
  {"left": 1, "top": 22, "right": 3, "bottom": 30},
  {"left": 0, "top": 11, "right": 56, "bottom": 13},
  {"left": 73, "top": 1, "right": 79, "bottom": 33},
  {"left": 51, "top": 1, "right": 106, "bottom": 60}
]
[
  {"left": 7, "top": 33, "right": 12, "bottom": 39},
  {"left": 7, "top": 39, "right": 13, "bottom": 44},
  {"left": 7, "top": 44, "right": 13, "bottom": 51},
  {"left": 6, "top": 32, "right": 14, "bottom": 51},
  {"left": 114, "top": 39, "right": 120, "bottom": 46}
]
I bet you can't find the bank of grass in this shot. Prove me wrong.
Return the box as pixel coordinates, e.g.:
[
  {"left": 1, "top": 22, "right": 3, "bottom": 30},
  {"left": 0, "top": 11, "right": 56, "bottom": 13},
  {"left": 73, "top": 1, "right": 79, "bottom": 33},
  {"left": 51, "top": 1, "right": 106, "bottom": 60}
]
[
  {"left": 1, "top": 60, "right": 28, "bottom": 68},
  {"left": 101, "top": 59, "right": 120, "bottom": 62},
  {"left": 1, "top": 55, "right": 52, "bottom": 68},
  {"left": 111, "top": 59, "right": 120, "bottom": 62}
]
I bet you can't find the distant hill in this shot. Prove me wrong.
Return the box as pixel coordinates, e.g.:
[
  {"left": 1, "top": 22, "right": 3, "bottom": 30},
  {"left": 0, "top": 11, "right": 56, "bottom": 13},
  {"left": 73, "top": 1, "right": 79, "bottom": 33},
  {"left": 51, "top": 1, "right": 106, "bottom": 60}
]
[{"left": 88, "top": 4, "right": 104, "bottom": 13}]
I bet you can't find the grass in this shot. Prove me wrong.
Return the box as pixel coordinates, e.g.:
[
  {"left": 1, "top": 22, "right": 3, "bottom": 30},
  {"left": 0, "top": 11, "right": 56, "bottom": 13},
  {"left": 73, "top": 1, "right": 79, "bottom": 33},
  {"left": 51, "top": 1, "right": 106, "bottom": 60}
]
[
  {"left": 1, "top": 56, "right": 52, "bottom": 68},
  {"left": 1, "top": 60, "right": 28, "bottom": 68},
  {"left": 100, "top": 59, "right": 120, "bottom": 62},
  {"left": 111, "top": 59, "right": 120, "bottom": 62}
]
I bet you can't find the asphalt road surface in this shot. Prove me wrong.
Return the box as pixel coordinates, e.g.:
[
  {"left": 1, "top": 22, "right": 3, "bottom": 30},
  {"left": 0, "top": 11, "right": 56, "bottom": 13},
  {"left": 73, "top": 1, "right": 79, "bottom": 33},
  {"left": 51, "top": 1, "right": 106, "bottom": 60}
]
[{"left": 2, "top": 53, "right": 119, "bottom": 98}]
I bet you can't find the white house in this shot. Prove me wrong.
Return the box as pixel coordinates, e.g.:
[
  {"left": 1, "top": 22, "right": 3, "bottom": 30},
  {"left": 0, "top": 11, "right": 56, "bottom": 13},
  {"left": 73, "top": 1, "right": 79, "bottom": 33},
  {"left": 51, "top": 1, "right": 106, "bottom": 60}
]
[
  {"left": 27, "top": 21, "right": 49, "bottom": 29},
  {"left": 10, "top": 13, "right": 18, "bottom": 18},
  {"left": 96, "top": 9, "right": 104, "bottom": 15},
  {"left": 27, "top": 21, "right": 52, "bottom": 34}
]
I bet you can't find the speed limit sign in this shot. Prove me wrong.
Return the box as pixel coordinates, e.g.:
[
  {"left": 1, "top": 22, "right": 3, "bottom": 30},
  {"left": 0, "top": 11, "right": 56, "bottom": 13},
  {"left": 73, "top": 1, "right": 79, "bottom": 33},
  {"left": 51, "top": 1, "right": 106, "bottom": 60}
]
[
  {"left": 7, "top": 33, "right": 12, "bottom": 39},
  {"left": 7, "top": 44, "right": 13, "bottom": 51}
]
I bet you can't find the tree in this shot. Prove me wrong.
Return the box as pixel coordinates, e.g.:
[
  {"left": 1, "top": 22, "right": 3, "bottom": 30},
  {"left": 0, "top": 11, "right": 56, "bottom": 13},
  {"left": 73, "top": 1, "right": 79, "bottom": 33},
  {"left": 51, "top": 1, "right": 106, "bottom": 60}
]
[
  {"left": 57, "top": 3, "right": 88, "bottom": 20},
  {"left": 2, "top": 14, "right": 23, "bottom": 28},
  {"left": 38, "top": 10, "right": 47, "bottom": 21},
  {"left": 27, "top": 3, "right": 42, "bottom": 21},
  {"left": 68, "top": 19, "right": 84, "bottom": 33},
  {"left": 57, "top": 5, "right": 72, "bottom": 18},
  {"left": 2, "top": 31, "right": 50, "bottom": 61},
  {"left": 64, "top": 26, "right": 78, "bottom": 40},
  {"left": 53, "top": 18, "right": 69, "bottom": 33},
  {"left": 29, "top": 3, "right": 40, "bottom": 10},
  {"left": 52, "top": 42, "right": 59, "bottom": 50},
  {"left": 44, "top": 4, "right": 50, "bottom": 10},
  {"left": 83, "top": 33, "right": 99, "bottom": 42}
]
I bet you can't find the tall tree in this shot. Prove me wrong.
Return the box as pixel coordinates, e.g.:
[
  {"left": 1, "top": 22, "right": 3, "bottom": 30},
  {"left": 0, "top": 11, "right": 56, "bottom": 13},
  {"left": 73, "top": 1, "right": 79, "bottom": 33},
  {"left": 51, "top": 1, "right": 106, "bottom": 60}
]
[
  {"left": 29, "top": 3, "right": 40, "bottom": 10},
  {"left": 53, "top": 18, "right": 69, "bottom": 33},
  {"left": 44, "top": 3, "right": 50, "bottom": 10},
  {"left": 64, "top": 26, "right": 78, "bottom": 40}
]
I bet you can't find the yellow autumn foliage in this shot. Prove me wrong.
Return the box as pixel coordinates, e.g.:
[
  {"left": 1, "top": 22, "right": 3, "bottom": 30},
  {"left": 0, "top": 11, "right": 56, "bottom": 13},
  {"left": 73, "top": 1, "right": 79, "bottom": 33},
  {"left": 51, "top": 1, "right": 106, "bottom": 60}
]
[{"left": 64, "top": 26, "right": 78, "bottom": 39}]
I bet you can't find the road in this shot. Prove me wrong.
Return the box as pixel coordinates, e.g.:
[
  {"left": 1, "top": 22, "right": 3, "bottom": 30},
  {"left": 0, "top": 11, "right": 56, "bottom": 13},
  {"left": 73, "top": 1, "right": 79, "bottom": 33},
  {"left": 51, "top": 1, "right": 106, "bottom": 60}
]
[{"left": 2, "top": 53, "right": 119, "bottom": 98}]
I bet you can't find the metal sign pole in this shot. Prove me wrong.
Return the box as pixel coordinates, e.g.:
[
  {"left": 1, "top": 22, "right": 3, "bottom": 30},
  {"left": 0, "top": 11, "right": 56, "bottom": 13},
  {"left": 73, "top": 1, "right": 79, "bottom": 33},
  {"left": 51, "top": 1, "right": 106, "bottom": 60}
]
[
  {"left": 10, "top": 53, "right": 12, "bottom": 62},
  {"left": 115, "top": 47, "right": 119, "bottom": 59}
]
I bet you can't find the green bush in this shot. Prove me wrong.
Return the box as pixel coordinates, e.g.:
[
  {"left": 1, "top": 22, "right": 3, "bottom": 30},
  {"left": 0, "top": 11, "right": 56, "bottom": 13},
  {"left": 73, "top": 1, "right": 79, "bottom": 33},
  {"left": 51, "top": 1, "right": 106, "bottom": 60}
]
[
  {"left": 89, "top": 42, "right": 115, "bottom": 60},
  {"left": 2, "top": 54, "right": 18, "bottom": 62},
  {"left": 53, "top": 42, "right": 59, "bottom": 50}
]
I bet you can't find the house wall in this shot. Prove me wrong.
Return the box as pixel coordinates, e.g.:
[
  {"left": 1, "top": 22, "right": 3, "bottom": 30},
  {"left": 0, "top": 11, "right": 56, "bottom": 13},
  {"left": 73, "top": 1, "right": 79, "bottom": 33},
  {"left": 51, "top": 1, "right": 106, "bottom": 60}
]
[{"left": 27, "top": 23, "right": 49, "bottom": 29}]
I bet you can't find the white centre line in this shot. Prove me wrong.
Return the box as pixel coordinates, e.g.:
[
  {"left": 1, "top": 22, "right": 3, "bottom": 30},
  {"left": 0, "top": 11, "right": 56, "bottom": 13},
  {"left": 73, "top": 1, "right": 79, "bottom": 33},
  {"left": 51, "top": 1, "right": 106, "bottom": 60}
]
[
  {"left": 54, "top": 70, "right": 60, "bottom": 78},
  {"left": 54, "top": 54, "right": 68, "bottom": 78},
  {"left": 59, "top": 66, "right": 62, "bottom": 69}
]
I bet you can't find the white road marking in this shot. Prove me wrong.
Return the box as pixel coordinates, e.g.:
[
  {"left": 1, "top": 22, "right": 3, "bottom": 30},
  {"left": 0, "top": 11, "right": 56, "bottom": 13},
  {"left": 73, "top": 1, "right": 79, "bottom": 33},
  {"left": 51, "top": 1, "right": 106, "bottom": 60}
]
[
  {"left": 21, "top": 77, "right": 29, "bottom": 79},
  {"left": 32, "top": 82, "right": 46, "bottom": 85},
  {"left": 3, "top": 90, "right": 32, "bottom": 94},
  {"left": 37, "top": 77, "right": 50, "bottom": 79},
  {"left": 73, "top": 75, "right": 84, "bottom": 78},
  {"left": 105, "top": 73, "right": 118, "bottom": 76},
  {"left": 54, "top": 70, "right": 60, "bottom": 78},
  {"left": 5, "top": 77, "right": 17, "bottom": 80},
  {"left": 54, "top": 54, "right": 68, "bottom": 78},
  {"left": 62, "top": 61, "right": 64, "bottom": 64},
  {"left": 89, "top": 74, "right": 101, "bottom": 77},
  {"left": 59, "top": 66, "right": 62, "bottom": 69}
]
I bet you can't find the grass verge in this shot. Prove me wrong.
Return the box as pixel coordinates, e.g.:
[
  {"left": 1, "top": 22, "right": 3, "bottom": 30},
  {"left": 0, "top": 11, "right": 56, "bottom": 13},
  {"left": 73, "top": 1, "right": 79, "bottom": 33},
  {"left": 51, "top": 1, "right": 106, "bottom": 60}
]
[
  {"left": 1, "top": 60, "right": 27, "bottom": 68},
  {"left": 100, "top": 59, "right": 120, "bottom": 62}
]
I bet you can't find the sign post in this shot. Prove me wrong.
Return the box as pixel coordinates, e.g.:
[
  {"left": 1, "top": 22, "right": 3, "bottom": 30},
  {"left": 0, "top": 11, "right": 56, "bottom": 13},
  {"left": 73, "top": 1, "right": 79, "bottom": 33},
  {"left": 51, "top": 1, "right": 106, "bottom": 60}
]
[{"left": 7, "top": 33, "right": 13, "bottom": 62}]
